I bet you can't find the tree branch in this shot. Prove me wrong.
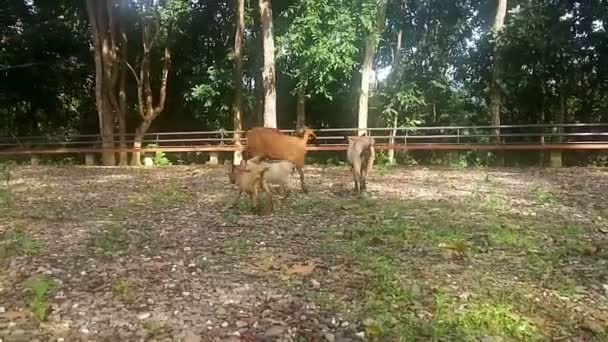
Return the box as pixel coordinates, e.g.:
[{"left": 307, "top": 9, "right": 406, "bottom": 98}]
[{"left": 122, "top": 60, "right": 140, "bottom": 84}]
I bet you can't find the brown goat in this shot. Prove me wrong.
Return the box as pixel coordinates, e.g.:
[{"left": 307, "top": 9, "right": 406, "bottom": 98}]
[
  {"left": 347, "top": 135, "right": 375, "bottom": 194},
  {"left": 244, "top": 126, "right": 316, "bottom": 193},
  {"left": 228, "top": 160, "right": 273, "bottom": 212}
]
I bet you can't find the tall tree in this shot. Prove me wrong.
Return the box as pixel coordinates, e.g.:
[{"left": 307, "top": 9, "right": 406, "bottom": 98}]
[
  {"left": 387, "top": 28, "right": 402, "bottom": 164},
  {"left": 85, "top": 0, "right": 118, "bottom": 166},
  {"left": 277, "top": 0, "right": 359, "bottom": 129},
  {"left": 489, "top": 0, "right": 507, "bottom": 135},
  {"left": 357, "top": 0, "right": 386, "bottom": 136},
  {"left": 233, "top": 0, "right": 245, "bottom": 164},
  {"left": 258, "top": 0, "right": 277, "bottom": 128},
  {"left": 129, "top": 0, "right": 186, "bottom": 165}
]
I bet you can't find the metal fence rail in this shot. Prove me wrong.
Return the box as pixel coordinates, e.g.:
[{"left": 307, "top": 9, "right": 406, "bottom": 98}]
[{"left": 0, "top": 123, "right": 607, "bottom": 155}]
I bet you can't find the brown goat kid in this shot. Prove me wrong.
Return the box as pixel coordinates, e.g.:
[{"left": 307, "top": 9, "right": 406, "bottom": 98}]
[
  {"left": 228, "top": 160, "right": 273, "bottom": 212},
  {"left": 244, "top": 126, "right": 316, "bottom": 193},
  {"left": 347, "top": 135, "right": 375, "bottom": 194}
]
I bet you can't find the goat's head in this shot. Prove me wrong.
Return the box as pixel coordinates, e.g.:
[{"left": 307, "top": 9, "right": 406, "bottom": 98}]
[
  {"left": 298, "top": 126, "right": 316, "bottom": 142},
  {"left": 228, "top": 163, "right": 237, "bottom": 184}
]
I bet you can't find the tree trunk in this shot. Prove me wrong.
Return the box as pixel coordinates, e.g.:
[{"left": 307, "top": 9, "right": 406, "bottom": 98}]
[
  {"left": 296, "top": 88, "right": 306, "bottom": 129},
  {"left": 130, "top": 9, "right": 172, "bottom": 166},
  {"left": 254, "top": 73, "right": 264, "bottom": 126},
  {"left": 131, "top": 120, "right": 151, "bottom": 166},
  {"left": 357, "top": 0, "right": 386, "bottom": 136},
  {"left": 86, "top": 0, "right": 116, "bottom": 166},
  {"left": 387, "top": 29, "right": 402, "bottom": 165},
  {"left": 233, "top": 0, "right": 245, "bottom": 165},
  {"left": 489, "top": 0, "right": 507, "bottom": 166},
  {"left": 489, "top": 0, "right": 507, "bottom": 130},
  {"left": 117, "top": 0, "right": 129, "bottom": 166},
  {"left": 539, "top": 82, "right": 546, "bottom": 167},
  {"left": 258, "top": 0, "right": 277, "bottom": 128},
  {"left": 387, "top": 114, "right": 398, "bottom": 164}
]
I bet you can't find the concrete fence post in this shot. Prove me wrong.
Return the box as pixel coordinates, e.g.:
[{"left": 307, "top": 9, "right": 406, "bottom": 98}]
[
  {"left": 85, "top": 153, "right": 96, "bottom": 166},
  {"left": 209, "top": 152, "right": 219, "bottom": 165},
  {"left": 30, "top": 154, "right": 40, "bottom": 167},
  {"left": 550, "top": 150, "right": 562, "bottom": 168}
]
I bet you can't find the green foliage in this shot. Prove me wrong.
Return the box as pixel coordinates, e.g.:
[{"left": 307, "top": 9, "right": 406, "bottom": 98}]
[
  {"left": 89, "top": 225, "right": 129, "bottom": 255},
  {"left": 113, "top": 278, "right": 131, "bottom": 299},
  {"left": 28, "top": 277, "right": 55, "bottom": 321},
  {"left": 0, "top": 226, "right": 41, "bottom": 258},
  {"left": 277, "top": 0, "right": 360, "bottom": 99},
  {"left": 146, "top": 144, "right": 172, "bottom": 166}
]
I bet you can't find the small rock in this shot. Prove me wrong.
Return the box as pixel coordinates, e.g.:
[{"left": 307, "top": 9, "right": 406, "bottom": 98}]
[
  {"left": 235, "top": 320, "right": 248, "bottom": 328},
  {"left": 356, "top": 331, "right": 365, "bottom": 339},
  {"left": 222, "top": 337, "right": 240, "bottom": 342},
  {"left": 299, "top": 315, "right": 307, "bottom": 321},
  {"left": 340, "top": 321, "right": 350, "bottom": 328},
  {"left": 264, "top": 325, "right": 285, "bottom": 337},
  {"left": 57, "top": 338, "right": 65, "bottom": 342},
  {"left": 362, "top": 318, "right": 375, "bottom": 327},
  {"left": 0, "top": 307, "right": 5, "bottom": 313},
  {"left": 480, "top": 336, "right": 504, "bottom": 342},
  {"left": 330, "top": 317, "right": 337, "bottom": 327},
  {"left": 603, "top": 284, "right": 608, "bottom": 296},
  {"left": 581, "top": 319, "right": 605, "bottom": 335},
  {"left": 80, "top": 327, "right": 90, "bottom": 334},
  {"left": 324, "top": 332, "right": 335, "bottom": 342},
  {"left": 184, "top": 330, "right": 201, "bottom": 342},
  {"left": 221, "top": 321, "right": 229, "bottom": 328},
  {"left": 310, "top": 279, "right": 321, "bottom": 288},
  {"left": 147, "top": 298, "right": 154, "bottom": 305},
  {"left": 137, "top": 312, "right": 151, "bottom": 320}
]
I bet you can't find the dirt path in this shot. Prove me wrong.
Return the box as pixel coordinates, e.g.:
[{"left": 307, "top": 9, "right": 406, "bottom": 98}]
[{"left": 1, "top": 165, "right": 607, "bottom": 341}]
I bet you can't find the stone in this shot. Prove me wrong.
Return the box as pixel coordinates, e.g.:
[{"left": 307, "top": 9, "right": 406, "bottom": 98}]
[
  {"left": 137, "top": 312, "right": 151, "bottom": 320},
  {"left": 324, "top": 332, "right": 335, "bottom": 342},
  {"left": 480, "top": 336, "right": 504, "bottom": 342},
  {"left": 581, "top": 319, "right": 605, "bottom": 335},
  {"left": 264, "top": 325, "right": 285, "bottom": 337},
  {"left": 235, "top": 320, "right": 248, "bottom": 328}
]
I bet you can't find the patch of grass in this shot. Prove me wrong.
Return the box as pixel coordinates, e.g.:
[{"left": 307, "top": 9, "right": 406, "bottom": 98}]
[
  {"left": 113, "top": 278, "right": 131, "bottom": 299},
  {"left": 27, "top": 277, "right": 55, "bottom": 322},
  {"left": 0, "top": 226, "right": 41, "bottom": 258},
  {"left": 224, "top": 236, "right": 254, "bottom": 254},
  {"left": 488, "top": 223, "right": 539, "bottom": 251},
  {"left": 363, "top": 257, "right": 421, "bottom": 340},
  {"left": 0, "top": 186, "right": 12, "bottom": 208},
  {"left": 532, "top": 187, "right": 557, "bottom": 205},
  {"left": 143, "top": 320, "right": 165, "bottom": 337},
  {"left": 146, "top": 180, "right": 191, "bottom": 205},
  {"left": 89, "top": 225, "right": 129, "bottom": 255},
  {"left": 440, "top": 302, "right": 540, "bottom": 341}
]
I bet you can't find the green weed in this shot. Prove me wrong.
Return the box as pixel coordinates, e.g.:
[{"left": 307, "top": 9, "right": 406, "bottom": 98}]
[
  {"left": 28, "top": 277, "right": 55, "bottom": 321},
  {"left": 0, "top": 226, "right": 41, "bottom": 258},
  {"left": 113, "top": 278, "right": 131, "bottom": 299},
  {"left": 89, "top": 225, "right": 129, "bottom": 255},
  {"left": 533, "top": 187, "right": 557, "bottom": 204}
]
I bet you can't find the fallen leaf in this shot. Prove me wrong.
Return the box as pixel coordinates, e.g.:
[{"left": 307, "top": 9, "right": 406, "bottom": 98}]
[
  {"left": 286, "top": 263, "right": 316, "bottom": 276},
  {"left": 369, "top": 236, "right": 385, "bottom": 246}
]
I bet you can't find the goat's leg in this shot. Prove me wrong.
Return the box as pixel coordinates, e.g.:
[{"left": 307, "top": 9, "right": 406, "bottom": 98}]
[
  {"left": 281, "top": 185, "right": 291, "bottom": 200},
  {"left": 351, "top": 164, "right": 361, "bottom": 194},
  {"left": 360, "top": 161, "right": 368, "bottom": 193},
  {"left": 260, "top": 180, "right": 273, "bottom": 212},
  {"left": 297, "top": 166, "right": 308, "bottom": 193},
  {"left": 226, "top": 190, "right": 242, "bottom": 209}
]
